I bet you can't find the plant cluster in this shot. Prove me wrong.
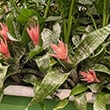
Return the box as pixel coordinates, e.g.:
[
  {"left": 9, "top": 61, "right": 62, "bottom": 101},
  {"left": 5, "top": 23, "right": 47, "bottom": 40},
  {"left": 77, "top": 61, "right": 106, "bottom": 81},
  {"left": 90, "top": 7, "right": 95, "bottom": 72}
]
[{"left": 0, "top": 0, "right": 110, "bottom": 110}]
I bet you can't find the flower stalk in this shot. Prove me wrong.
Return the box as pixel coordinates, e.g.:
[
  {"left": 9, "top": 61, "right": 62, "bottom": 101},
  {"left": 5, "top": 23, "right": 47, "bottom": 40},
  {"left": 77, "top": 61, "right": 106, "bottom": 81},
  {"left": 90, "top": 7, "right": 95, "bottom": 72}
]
[
  {"left": 65, "top": 0, "right": 75, "bottom": 44},
  {"left": 103, "top": 0, "right": 107, "bottom": 27},
  {"left": 43, "top": 0, "right": 51, "bottom": 18}
]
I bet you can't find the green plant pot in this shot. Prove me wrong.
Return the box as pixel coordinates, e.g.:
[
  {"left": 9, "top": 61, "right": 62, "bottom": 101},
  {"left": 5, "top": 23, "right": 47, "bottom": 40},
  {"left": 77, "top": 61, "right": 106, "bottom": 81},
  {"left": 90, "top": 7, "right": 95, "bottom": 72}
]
[{"left": 1, "top": 95, "right": 93, "bottom": 110}]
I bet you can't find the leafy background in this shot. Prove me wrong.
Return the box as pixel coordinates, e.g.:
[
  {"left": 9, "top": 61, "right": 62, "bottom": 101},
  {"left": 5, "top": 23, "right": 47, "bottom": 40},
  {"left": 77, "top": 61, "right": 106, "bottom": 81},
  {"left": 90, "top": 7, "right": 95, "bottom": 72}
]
[{"left": 0, "top": 0, "right": 110, "bottom": 110}]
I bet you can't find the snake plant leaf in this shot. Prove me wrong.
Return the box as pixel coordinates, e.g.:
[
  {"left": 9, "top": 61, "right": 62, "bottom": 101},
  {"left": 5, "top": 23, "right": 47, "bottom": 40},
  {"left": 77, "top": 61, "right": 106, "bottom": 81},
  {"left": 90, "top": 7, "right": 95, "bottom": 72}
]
[
  {"left": 35, "top": 53, "right": 51, "bottom": 74},
  {"left": 72, "top": 24, "right": 110, "bottom": 67},
  {"left": 94, "top": 92, "right": 110, "bottom": 110},
  {"left": 74, "top": 93, "right": 87, "bottom": 110},
  {"left": 91, "top": 64, "right": 110, "bottom": 75},
  {"left": 25, "top": 69, "right": 70, "bottom": 110},
  {"left": 0, "top": 64, "right": 9, "bottom": 102},
  {"left": 53, "top": 98, "right": 69, "bottom": 110},
  {"left": 70, "top": 83, "right": 88, "bottom": 96},
  {"left": 41, "top": 23, "right": 61, "bottom": 49},
  {"left": 87, "top": 83, "right": 103, "bottom": 93}
]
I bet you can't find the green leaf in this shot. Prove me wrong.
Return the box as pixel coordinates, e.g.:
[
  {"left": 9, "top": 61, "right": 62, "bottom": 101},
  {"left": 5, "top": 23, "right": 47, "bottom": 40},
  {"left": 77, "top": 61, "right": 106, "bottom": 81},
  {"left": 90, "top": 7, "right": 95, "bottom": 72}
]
[
  {"left": 87, "top": 83, "right": 102, "bottom": 93},
  {"left": 35, "top": 53, "right": 51, "bottom": 74},
  {"left": 23, "top": 74, "right": 41, "bottom": 86},
  {"left": 70, "top": 84, "right": 88, "bottom": 96},
  {"left": 25, "top": 69, "right": 70, "bottom": 110},
  {"left": 6, "top": 13, "right": 18, "bottom": 39},
  {"left": 8, "top": 41, "right": 26, "bottom": 58},
  {"left": 72, "top": 24, "right": 110, "bottom": 67},
  {"left": 29, "top": 46, "right": 44, "bottom": 59},
  {"left": 94, "top": 92, "right": 110, "bottom": 110},
  {"left": 91, "top": 64, "right": 110, "bottom": 75},
  {"left": 53, "top": 98, "right": 69, "bottom": 110},
  {"left": 41, "top": 23, "right": 61, "bottom": 49},
  {"left": 17, "top": 8, "right": 35, "bottom": 24},
  {"left": 0, "top": 64, "right": 9, "bottom": 102},
  {"left": 74, "top": 93, "right": 87, "bottom": 110}
]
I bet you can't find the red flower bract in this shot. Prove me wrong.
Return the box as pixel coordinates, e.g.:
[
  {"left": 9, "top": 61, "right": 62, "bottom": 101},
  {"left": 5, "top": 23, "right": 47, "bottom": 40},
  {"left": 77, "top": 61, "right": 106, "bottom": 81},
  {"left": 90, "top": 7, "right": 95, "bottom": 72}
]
[
  {"left": 26, "top": 25, "right": 40, "bottom": 46},
  {"left": 0, "top": 23, "right": 9, "bottom": 40},
  {"left": 50, "top": 40, "right": 70, "bottom": 63},
  {"left": 0, "top": 39, "right": 10, "bottom": 58},
  {"left": 80, "top": 69, "right": 100, "bottom": 83}
]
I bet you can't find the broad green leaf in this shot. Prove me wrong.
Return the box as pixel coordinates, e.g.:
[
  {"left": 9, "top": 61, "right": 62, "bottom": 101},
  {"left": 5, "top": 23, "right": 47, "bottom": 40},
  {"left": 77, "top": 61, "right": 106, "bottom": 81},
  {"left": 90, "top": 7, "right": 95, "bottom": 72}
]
[
  {"left": 41, "top": 23, "right": 61, "bottom": 49},
  {"left": 74, "top": 93, "right": 87, "bottom": 110},
  {"left": 72, "top": 24, "right": 110, "bottom": 67},
  {"left": 41, "top": 28, "right": 54, "bottom": 49},
  {"left": 87, "top": 83, "right": 102, "bottom": 93},
  {"left": 6, "top": 13, "right": 20, "bottom": 39},
  {"left": 94, "top": 92, "right": 110, "bottom": 110},
  {"left": 29, "top": 46, "right": 44, "bottom": 59},
  {"left": 0, "top": 64, "right": 9, "bottom": 102},
  {"left": 17, "top": 8, "right": 35, "bottom": 24},
  {"left": 53, "top": 98, "right": 69, "bottom": 110},
  {"left": 35, "top": 53, "right": 51, "bottom": 74},
  {"left": 70, "top": 84, "right": 88, "bottom": 96},
  {"left": 91, "top": 64, "right": 110, "bottom": 75},
  {"left": 53, "top": 23, "right": 61, "bottom": 39},
  {"left": 25, "top": 69, "right": 70, "bottom": 110}
]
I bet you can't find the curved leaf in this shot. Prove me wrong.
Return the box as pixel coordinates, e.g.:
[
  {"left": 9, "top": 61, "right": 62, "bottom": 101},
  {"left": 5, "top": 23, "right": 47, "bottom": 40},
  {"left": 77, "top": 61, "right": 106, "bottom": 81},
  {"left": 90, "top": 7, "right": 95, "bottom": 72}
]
[
  {"left": 94, "top": 92, "right": 110, "bottom": 110},
  {"left": 74, "top": 93, "right": 87, "bottom": 110},
  {"left": 25, "top": 69, "right": 70, "bottom": 110},
  {"left": 91, "top": 64, "right": 110, "bottom": 75},
  {"left": 72, "top": 24, "right": 110, "bottom": 67},
  {"left": 17, "top": 8, "right": 35, "bottom": 24},
  {"left": 29, "top": 46, "right": 43, "bottom": 59},
  {"left": 70, "top": 84, "right": 88, "bottom": 96},
  {"left": 0, "top": 64, "right": 9, "bottom": 102},
  {"left": 53, "top": 98, "right": 69, "bottom": 110}
]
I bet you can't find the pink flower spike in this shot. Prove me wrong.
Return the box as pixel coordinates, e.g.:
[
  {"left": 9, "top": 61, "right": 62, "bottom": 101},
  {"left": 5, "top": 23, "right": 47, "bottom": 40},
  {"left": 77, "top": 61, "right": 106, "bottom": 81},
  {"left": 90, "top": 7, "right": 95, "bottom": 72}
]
[
  {"left": 0, "top": 39, "right": 10, "bottom": 58},
  {"left": 80, "top": 69, "right": 100, "bottom": 83},
  {"left": 0, "top": 23, "right": 9, "bottom": 40},
  {"left": 50, "top": 40, "right": 70, "bottom": 63},
  {"left": 26, "top": 25, "right": 40, "bottom": 46}
]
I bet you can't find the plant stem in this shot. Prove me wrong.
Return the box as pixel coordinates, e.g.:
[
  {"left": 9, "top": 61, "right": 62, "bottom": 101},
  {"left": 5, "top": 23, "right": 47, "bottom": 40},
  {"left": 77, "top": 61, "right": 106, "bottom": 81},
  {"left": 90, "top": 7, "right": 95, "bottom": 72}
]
[
  {"left": 65, "top": 0, "right": 75, "bottom": 44},
  {"left": 103, "top": 0, "right": 107, "bottom": 27},
  {"left": 88, "top": 10, "right": 97, "bottom": 30},
  {"left": 63, "top": 19, "right": 67, "bottom": 40},
  {"left": 43, "top": 0, "right": 51, "bottom": 18}
]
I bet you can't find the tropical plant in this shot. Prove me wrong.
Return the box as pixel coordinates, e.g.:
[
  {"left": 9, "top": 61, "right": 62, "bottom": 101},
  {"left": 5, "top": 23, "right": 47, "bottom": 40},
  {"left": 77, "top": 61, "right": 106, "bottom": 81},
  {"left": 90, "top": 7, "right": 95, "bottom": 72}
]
[{"left": 0, "top": 0, "right": 110, "bottom": 110}]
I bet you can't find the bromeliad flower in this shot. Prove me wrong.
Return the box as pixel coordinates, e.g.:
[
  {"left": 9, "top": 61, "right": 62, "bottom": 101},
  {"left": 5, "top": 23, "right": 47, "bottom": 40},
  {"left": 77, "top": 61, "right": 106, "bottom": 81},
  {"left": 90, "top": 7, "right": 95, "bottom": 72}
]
[
  {"left": 50, "top": 40, "right": 70, "bottom": 63},
  {"left": 0, "top": 39, "right": 10, "bottom": 58},
  {"left": 0, "top": 23, "right": 9, "bottom": 40},
  {"left": 26, "top": 25, "right": 40, "bottom": 46},
  {"left": 80, "top": 69, "right": 100, "bottom": 83}
]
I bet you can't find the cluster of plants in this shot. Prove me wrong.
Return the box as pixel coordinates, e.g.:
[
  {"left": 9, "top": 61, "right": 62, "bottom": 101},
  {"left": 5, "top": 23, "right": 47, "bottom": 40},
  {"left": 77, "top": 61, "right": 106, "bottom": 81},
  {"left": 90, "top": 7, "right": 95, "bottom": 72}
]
[{"left": 0, "top": 0, "right": 110, "bottom": 110}]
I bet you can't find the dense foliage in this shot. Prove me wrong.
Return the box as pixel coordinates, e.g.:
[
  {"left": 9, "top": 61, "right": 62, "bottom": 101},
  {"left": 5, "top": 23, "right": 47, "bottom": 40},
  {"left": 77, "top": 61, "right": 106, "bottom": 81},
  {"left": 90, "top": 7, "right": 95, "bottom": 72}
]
[{"left": 0, "top": 0, "right": 110, "bottom": 110}]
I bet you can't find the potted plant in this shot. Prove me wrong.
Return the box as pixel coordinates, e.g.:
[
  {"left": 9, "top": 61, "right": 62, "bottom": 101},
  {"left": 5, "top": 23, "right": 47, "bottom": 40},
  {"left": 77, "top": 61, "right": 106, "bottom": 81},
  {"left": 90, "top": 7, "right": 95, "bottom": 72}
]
[{"left": 0, "top": 0, "right": 110, "bottom": 110}]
